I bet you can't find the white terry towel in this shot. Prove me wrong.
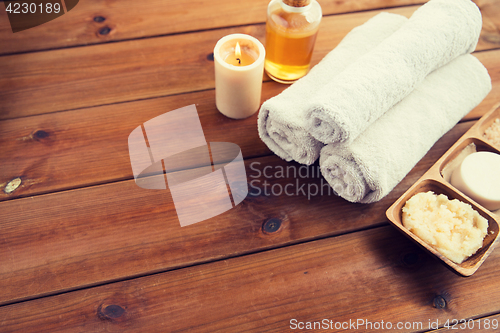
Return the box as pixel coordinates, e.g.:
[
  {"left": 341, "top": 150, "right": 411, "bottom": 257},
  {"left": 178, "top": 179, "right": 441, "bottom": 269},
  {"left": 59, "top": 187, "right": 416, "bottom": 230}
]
[
  {"left": 320, "top": 54, "right": 492, "bottom": 204},
  {"left": 307, "top": 0, "right": 482, "bottom": 145},
  {"left": 257, "top": 12, "right": 408, "bottom": 165}
]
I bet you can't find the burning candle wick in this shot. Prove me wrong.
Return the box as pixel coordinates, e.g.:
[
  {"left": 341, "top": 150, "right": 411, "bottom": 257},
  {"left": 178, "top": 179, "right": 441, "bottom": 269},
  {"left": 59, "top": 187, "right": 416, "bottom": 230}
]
[{"left": 235, "top": 42, "right": 242, "bottom": 65}]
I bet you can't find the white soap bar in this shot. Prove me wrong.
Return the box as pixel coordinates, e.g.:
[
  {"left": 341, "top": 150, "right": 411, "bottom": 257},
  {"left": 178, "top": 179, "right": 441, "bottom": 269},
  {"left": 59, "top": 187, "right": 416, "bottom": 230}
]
[
  {"left": 441, "top": 143, "right": 476, "bottom": 182},
  {"left": 451, "top": 151, "right": 500, "bottom": 211}
]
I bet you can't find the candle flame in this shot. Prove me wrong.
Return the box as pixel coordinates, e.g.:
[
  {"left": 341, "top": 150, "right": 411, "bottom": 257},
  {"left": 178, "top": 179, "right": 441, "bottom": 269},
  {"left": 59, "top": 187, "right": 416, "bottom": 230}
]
[{"left": 235, "top": 42, "right": 241, "bottom": 63}]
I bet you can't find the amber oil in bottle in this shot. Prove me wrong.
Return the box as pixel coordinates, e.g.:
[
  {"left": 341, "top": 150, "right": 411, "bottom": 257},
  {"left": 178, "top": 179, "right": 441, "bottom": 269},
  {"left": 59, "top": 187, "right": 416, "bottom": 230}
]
[{"left": 264, "top": 0, "right": 322, "bottom": 83}]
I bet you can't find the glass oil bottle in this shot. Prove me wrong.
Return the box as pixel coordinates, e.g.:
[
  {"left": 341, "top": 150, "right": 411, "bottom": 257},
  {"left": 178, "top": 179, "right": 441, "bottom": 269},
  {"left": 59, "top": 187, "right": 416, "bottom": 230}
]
[{"left": 264, "top": 0, "right": 322, "bottom": 83}]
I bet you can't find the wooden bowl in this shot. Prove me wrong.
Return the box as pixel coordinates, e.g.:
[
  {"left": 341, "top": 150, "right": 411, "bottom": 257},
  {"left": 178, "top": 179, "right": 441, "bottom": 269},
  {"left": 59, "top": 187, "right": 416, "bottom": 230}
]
[{"left": 386, "top": 103, "right": 500, "bottom": 276}]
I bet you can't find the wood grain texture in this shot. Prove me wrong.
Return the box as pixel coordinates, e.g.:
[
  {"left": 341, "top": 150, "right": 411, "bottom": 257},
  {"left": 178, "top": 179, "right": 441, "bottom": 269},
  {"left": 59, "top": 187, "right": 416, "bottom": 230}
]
[
  {"left": 1, "top": 2, "right": 500, "bottom": 120},
  {"left": 0, "top": 7, "right": 413, "bottom": 120},
  {"left": 0, "top": 0, "right": 427, "bottom": 55},
  {"left": 1, "top": 225, "right": 499, "bottom": 332},
  {"left": 2, "top": 0, "right": 500, "bottom": 331},
  {"left": 0, "top": 88, "right": 266, "bottom": 201},
  {"left": 0, "top": 121, "right": 473, "bottom": 306},
  {"left": 1, "top": 48, "right": 499, "bottom": 201}
]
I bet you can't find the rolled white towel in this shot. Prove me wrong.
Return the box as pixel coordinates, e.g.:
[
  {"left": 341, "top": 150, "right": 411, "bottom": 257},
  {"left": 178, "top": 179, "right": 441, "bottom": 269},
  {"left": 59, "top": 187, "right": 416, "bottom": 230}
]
[
  {"left": 320, "top": 54, "right": 492, "bottom": 204},
  {"left": 257, "top": 12, "right": 408, "bottom": 165},
  {"left": 307, "top": 0, "right": 482, "bottom": 145}
]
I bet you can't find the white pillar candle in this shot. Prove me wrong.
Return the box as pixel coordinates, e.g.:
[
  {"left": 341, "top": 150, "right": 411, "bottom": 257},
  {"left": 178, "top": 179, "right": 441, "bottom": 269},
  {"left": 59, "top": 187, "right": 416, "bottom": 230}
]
[{"left": 214, "top": 34, "right": 265, "bottom": 119}]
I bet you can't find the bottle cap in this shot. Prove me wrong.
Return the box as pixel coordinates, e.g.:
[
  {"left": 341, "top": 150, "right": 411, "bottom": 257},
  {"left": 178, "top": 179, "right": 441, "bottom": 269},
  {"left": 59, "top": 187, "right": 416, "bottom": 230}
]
[{"left": 282, "top": 0, "right": 311, "bottom": 7}]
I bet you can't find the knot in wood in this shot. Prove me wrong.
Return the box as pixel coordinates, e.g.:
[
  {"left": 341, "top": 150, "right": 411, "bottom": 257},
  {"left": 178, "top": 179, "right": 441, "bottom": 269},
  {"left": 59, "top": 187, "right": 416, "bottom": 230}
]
[
  {"left": 433, "top": 295, "right": 447, "bottom": 309},
  {"left": 4, "top": 177, "right": 22, "bottom": 194},
  {"left": 263, "top": 218, "right": 281, "bottom": 233},
  {"left": 99, "top": 304, "right": 125, "bottom": 320},
  {"left": 33, "top": 130, "right": 49, "bottom": 140},
  {"left": 94, "top": 16, "right": 106, "bottom": 23},
  {"left": 99, "top": 26, "right": 111, "bottom": 35}
]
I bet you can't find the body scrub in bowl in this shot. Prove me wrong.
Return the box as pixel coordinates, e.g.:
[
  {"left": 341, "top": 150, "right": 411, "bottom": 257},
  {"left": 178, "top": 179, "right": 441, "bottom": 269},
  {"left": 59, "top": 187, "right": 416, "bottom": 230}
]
[{"left": 402, "top": 191, "right": 488, "bottom": 264}]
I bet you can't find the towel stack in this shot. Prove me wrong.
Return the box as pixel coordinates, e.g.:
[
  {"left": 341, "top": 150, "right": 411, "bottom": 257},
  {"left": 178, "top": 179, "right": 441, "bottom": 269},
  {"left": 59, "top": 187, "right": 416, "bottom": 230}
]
[{"left": 257, "top": 0, "right": 492, "bottom": 203}]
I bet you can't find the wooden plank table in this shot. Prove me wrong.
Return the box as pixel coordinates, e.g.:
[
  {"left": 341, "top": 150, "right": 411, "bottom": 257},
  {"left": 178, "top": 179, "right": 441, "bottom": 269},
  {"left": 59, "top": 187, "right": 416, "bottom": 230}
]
[{"left": 1, "top": 0, "right": 500, "bottom": 331}]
